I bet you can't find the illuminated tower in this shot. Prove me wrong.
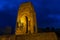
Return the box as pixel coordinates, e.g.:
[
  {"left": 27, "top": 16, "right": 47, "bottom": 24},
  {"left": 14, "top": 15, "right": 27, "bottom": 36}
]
[{"left": 15, "top": 2, "right": 37, "bottom": 35}]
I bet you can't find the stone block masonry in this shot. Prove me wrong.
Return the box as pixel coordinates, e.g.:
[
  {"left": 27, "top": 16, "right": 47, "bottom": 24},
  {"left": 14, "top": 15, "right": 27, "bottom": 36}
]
[{"left": 0, "top": 32, "right": 57, "bottom": 40}]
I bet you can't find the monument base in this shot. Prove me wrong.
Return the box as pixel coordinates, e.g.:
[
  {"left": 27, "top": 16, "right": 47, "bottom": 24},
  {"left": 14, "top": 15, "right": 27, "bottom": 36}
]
[
  {"left": 0, "top": 32, "right": 57, "bottom": 40},
  {"left": 16, "top": 32, "right": 57, "bottom": 40}
]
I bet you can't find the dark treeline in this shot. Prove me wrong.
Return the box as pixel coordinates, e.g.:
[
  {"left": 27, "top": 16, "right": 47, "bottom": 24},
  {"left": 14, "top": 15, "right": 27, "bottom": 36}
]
[
  {"left": 38, "top": 27, "right": 55, "bottom": 32},
  {"left": 38, "top": 27, "right": 60, "bottom": 37},
  {"left": 0, "top": 26, "right": 15, "bottom": 35}
]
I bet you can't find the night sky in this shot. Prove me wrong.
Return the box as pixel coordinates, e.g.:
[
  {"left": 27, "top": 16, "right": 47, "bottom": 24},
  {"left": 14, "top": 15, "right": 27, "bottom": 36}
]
[{"left": 0, "top": 0, "right": 60, "bottom": 32}]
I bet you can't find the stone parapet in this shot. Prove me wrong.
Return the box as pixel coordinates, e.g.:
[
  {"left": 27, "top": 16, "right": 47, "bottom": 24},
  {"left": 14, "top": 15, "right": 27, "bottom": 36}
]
[{"left": 0, "top": 32, "right": 57, "bottom": 40}]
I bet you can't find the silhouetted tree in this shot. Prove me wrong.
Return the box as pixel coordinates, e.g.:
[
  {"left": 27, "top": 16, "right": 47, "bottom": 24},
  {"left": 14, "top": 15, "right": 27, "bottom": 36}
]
[
  {"left": 46, "top": 27, "right": 50, "bottom": 32},
  {"left": 51, "top": 27, "right": 55, "bottom": 32},
  {"left": 4, "top": 26, "right": 11, "bottom": 35},
  {"left": 38, "top": 28, "right": 42, "bottom": 33}
]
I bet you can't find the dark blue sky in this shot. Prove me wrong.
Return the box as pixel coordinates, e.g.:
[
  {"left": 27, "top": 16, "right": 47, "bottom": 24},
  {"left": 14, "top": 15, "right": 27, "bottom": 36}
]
[{"left": 0, "top": 0, "right": 60, "bottom": 30}]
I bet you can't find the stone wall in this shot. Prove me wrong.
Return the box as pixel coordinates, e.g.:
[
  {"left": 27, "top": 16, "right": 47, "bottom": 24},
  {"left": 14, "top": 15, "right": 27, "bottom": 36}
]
[
  {"left": 16, "top": 32, "right": 57, "bottom": 40},
  {"left": 0, "top": 35, "right": 15, "bottom": 40},
  {"left": 0, "top": 32, "right": 57, "bottom": 40}
]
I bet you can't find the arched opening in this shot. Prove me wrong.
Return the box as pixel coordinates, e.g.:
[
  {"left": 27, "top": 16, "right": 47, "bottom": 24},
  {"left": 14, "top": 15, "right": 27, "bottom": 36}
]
[{"left": 25, "top": 16, "right": 28, "bottom": 33}]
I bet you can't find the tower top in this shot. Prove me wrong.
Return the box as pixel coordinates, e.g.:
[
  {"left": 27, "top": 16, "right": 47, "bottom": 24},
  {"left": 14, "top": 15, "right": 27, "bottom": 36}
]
[
  {"left": 20, "top": 2, "right": 32, "bottom": 6},
  {"left": 19, "top": 2, "right": 34, "bottom": 11}
]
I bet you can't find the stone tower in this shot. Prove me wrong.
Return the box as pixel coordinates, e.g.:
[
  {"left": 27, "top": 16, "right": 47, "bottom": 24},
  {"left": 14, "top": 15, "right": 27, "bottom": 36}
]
[{"left": 15, "top": 2, "right": 37, "bottom": 35}]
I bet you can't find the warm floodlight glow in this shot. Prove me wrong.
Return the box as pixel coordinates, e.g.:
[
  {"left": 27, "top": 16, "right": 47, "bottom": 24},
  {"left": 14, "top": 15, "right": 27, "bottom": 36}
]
[
  {"left": 15, "top": 2, "right": 37, "bottom": 35},
  {"left": 20, "top": 16, "right": 25, "bottom": 23}
]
